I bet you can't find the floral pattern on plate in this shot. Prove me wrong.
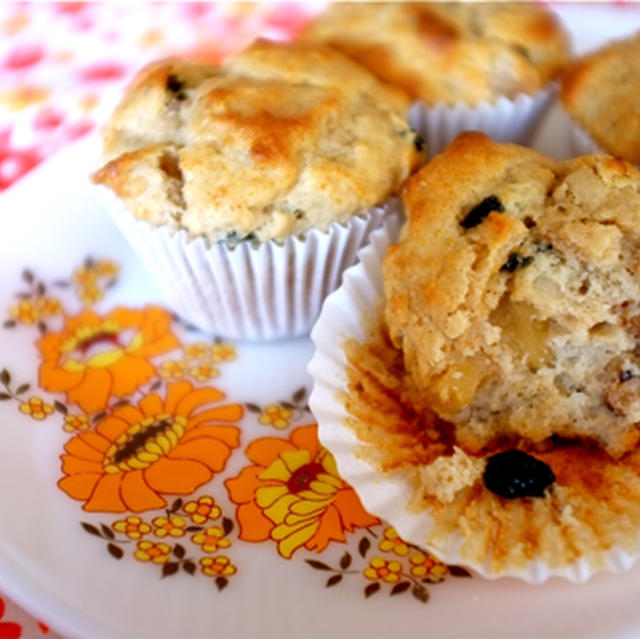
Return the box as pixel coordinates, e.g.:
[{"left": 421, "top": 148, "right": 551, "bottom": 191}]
[{"left": 1, "top": 257, "right": 470, "bottom": 610}]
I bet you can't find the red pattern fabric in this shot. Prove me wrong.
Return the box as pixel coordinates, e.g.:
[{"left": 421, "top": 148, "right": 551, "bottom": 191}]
[{"left": 0, "top": 2, "right": 315, "bottom": 192}]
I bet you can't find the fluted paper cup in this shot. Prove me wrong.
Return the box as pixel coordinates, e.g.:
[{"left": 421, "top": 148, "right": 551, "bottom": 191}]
[
  {"left": 96, "top": 185, "right": 397, "bottom": 340},
  {"left": 308, "top": 220, "right": 640, "bottom": 583},
  {"left": 566, "top": 119, "right": 602, "bottom": 157},
  {"left": 409, "top": 87, "right": 555, "bottom": 159}
]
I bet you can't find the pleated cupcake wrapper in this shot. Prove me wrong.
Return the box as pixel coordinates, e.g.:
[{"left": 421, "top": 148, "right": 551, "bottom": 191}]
[
  {"left": 97, "top": 185, "right": 395, "bottom": 340},
  {"left": 308, "top": 220, "right": 640, "bottom": 584},
  {"left": 566, "top": 118, "right": 603, "bottom": 157},
  {"left": 409, "top": 86, "right": 555, "bottom": 159}
]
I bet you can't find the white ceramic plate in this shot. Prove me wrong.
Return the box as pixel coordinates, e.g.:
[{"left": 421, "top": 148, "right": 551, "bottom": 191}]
[
  {"left": 2, "top": 7, "right": 640, "bottom": 638},
  {"left": 0, "top": 129, "right": 635, "bottom": 639}
]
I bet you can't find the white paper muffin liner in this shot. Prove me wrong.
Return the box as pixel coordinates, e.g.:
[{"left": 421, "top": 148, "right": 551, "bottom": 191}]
[
  {"left": 409, "top": 87, "right": 555, "bottom": 159},
  {"left": 566, "top": 118, "right": 603, "bottom": 157},
  {"left": 96, "top": 185, "right": 396, "bottom": 340},
  {"left": 308, "top": 220, "right": 640, "bottom": 584}
]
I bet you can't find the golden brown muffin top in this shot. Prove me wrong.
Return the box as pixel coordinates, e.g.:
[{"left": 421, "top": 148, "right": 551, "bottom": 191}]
[
  {"left": 93, "top": 39, "right": 423, "bottom": 243},
  {"left": 302, "top": 2, "right": 570, "bottom": 105}
]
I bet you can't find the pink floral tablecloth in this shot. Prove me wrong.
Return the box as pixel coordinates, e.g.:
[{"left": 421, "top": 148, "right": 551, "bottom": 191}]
[{"left": 0, "top": 3, "right": 314, "bottom": 636}]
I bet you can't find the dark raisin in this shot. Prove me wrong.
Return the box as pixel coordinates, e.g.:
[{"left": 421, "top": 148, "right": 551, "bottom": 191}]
[
  {"left": 413, "top": 134, "right": 425, "bottom": 152},
  {"left": 500, "top": 252, "right": 533, "bottom": 273},
  {"left": 620, "top": 369, "right": 635, "bottom": 383},
  {"left": 166, "top": 74, "right": 187, "bottom": 100},
  {"left": 483, "top": 450, "right": 555, "bottom": 499},
  {"left": 523, "top": 216, "right": 537, "bottom": 229},
  {"left": 460, "top": 196, "right": 504, "bottom": 229}
]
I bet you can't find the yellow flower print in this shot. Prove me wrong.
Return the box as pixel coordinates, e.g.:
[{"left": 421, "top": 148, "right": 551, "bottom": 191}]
[
  {"left": 94, "top": 260, "right": 119, "bottom": 279},
  {"left": 200, "top": 556, "right": 236, "bottom": 577},
  {"left": 78, "top": 282, "right": 102, "bottom": 306},
  {"left": 183, "top": 343, "right": 208, "bottom": 360},
  {"left": 183, "top": 495, "right": 221, "bottom": 524},
  {"left": 258, "top": 404, "right": 292, "bottom": 429},
  {"left": 152, "top": 515, "right": 187, "bottom": 538},
  {"left": 409, "top": 551, "right": 449, "bottom": 582},
  {"left": 63, "top": 413, "right": 90, "bottom": 433},
  {"left": 9, "top": 297, "right": 64, "bottom": 325},
  {"left": 378, "top": 527, "right": 410, "bottom": 557},
  {"left": 364, "top": 557, "right": 403, "bottom": 584},
  {"left": 72, "top": 266, "right": 95, "bottom": 287},
  {"left": 159, "top": 360, "right": 186, "bottom": 380},
  {"left": 113, "top": 515, "right": 151, "bottom": 540},
  {"left": 9, "top": 300, "right": 40, "bottom": 325},
  {"left": 19, "top": 396, "right": 54, "bottom": 420},
  {"left": 189, "top": 363, "right": 219, "bottom": 382},
  {"left": 210, "top": 343, "right": 236, "bottom": 363},
  {"left": 72, "top": 260, "right": 119, "bottom": 307},
  {"left": 134, "top": 541, "right": 172, "bottom": 564},
  {"left": 38, "top": 297, "right": 63, "bottom": 317},
  {"left": 191, "top": 526, "right": 231, "bottom": 553},
  {"left": 225, "top": 425, "right": 378, "bottom": 559}
]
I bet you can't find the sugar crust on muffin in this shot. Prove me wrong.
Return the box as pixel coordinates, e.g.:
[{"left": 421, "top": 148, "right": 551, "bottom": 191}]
[
  {"left": 383, "top": 132, "right": 640, "bottom": 458},
  {"left": 302, "top": 2, "right": 570, "bottom": 105},
  {"left": 92, "top": 39, "right": 423, "bottom": 244}
]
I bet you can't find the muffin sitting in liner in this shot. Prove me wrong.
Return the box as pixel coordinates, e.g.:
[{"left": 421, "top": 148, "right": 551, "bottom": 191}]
[
  {"left": 92, "top": 39, "right": 423, "bottom": 339},
  {"left": 561, "top": 31, "right": 640, "bottom": 161},
  {"left": 301, "top": 2, "right": 570, "bottom": 156},
  {"left": 309, "top": 132, "right": 640, "bottom": 581}
]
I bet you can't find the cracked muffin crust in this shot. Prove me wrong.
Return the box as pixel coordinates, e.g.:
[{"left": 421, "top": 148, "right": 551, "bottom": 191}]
[
  {"left": 92, "top": 39, "right": 423, "bottom": 244},
  {"left": 302, "top": 2, "right": 570, "bottom": 105},
  {"left": 561, "top": 32, "right": 640, "bottom": 164},
  {"left": 383, "top": 132, "right": 640, "bottom": 458}
]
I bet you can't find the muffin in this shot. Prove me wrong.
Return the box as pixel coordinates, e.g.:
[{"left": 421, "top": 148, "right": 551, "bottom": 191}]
[
  {"left": 384, "top": 132, "right": 640, "bottom": 458},
  {"left": 561, "top": 32, "right": 640, "bottom": 161},
  {"left": 302, "top": 2, "right": 570, "bottom": 156},
  {"left": 92, "top": 39, "right": 423, "bottom": 339},
  {"left": 309, "top": 133, "right": 640, "bottom": 581}
]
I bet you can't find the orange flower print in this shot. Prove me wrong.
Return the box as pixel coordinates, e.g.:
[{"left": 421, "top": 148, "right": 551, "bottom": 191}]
[
  {"left": 58, "top": 380, "right": 242, "bottom": 512},
  {"left": 19, "top": 396, "right": 54, "bottom": 420},
  {"left": 134, "top": 541, "right": 172, "bottom": 564},
  {"left": 225, "top": 424, "right": 379, "bottom": 558},
  {"left": 183, "top": 495, "right": 221, "bottom": 524},
  {"left": 37, "top": 306, "right": 179, "bottom": 413}
]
